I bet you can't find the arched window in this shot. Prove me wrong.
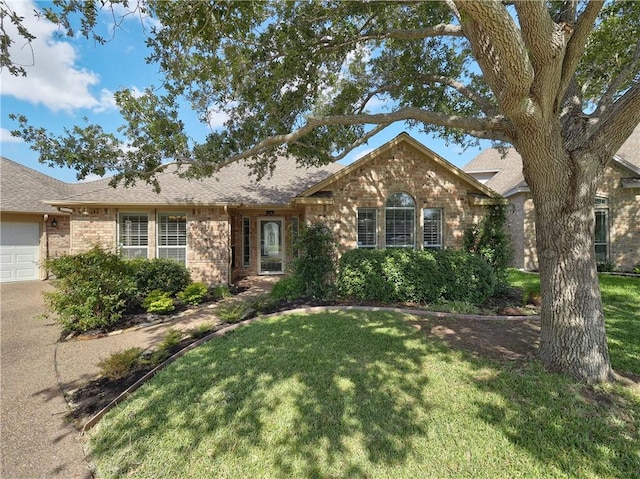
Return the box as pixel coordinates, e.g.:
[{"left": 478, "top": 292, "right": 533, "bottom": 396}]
[{"left": 385, "top": 192, "right": 415, "bottom": 248}]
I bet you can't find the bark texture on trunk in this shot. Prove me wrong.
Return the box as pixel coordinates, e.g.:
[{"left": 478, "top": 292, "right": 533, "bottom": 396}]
[{"left": 518, "top": 127, "right": 615, "bottom": 383}]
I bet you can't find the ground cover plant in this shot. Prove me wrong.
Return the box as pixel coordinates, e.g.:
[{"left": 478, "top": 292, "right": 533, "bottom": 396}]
[{"left": 88, "top": 274, "right": 640, "bottom": 478}]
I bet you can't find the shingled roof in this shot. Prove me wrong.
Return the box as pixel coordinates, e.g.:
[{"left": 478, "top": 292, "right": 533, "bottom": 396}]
[
  {"left": 464, "top": 124, "right": 640, "bottom": 197},
  {"left": 0, "top": 157, "right": 78, "bottom": 214},
  {"left": 45, "top": 155, "right": 344, "bottom": 207}
]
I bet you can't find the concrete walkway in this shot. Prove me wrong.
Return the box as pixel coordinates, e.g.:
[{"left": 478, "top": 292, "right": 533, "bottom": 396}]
[
  {"left": 1, "top": 276, "right": 276, "bottom": 478},
  {"left": 1, "top": 281, "right": 92, "bottom": 479}
]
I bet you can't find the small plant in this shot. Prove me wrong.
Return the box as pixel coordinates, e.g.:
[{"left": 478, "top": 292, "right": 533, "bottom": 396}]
[
  {"left": 216, "top": 300, "right": 250, "bottom": 324},
  {"left": 187, "top": 322, "right": 215, "bottom": 339},
  {"left": 634, "top": 263, "right": 640, "bottom": 274},
  {"left": 271, "top": 275, "right": 305, "bottom": 301},
  {"left": 211, "top": 284, "right": 232, "bottom": 300},
  {"left": 597, "top": 261, "right": 617, "bottom": 272},
  {"left": 143, "top": 290, "right": 175, "bottom": 314},
  {"left": 249, "top": 294, "right": 281, "bottom": 314},
  {"left": 152, "top": 329, "right": 185, "bottom": 363},
  {"left": 97, "top": 348, "right": 144, "bottom": 380},
  {"left": 523, "top": 283, "right": 542, "bottom": 306},
  {"left": 178, "top": 282, "right": 209, "bottom": 305}
]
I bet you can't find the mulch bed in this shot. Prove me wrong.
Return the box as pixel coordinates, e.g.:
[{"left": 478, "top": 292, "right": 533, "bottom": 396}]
[{"left": 65, "top": 290, "right": 542, "bottom": 428}]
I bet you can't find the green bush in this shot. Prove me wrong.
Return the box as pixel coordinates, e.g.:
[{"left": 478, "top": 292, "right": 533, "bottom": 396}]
[
  {"left": 271, "top": 275, "right": 306, "bottom": 301},
  {"left": 178, "top": 282, "right": 209, "bottom": 305},
  {"left": 187, "top": 322, "right": 215, "bottom": 339},
  {"left": 97, "top": 348, "right": 144, "bottom": 380},
  {"left": 143, "top": 290, "right": 175, "bottom": 314},
  {"left": 211, "top": 284, "right": 231, "bottom": 300},
  {"left": 337, "top": 248, "right": 496, "bottom": 304},
  {"left": 286, "top": 222, "right": 337, "bottom": 300},
  {"left": 597, "top": 261, "right": 617, "bottom": 272},
  {"left": 152, "top": 329, "right": 184, "bottom": 363},
  {"left": 464, "top": 204, "right": 512, "bottom": 293},
  {"left": 128, "top": 258, "right": 191, "bottom": 296},
  {"left": 216, "top": 300, "right": 250, "bottom": 323},
  {"left": 44, "top": 246, "right": 137, "bottom": 333}
]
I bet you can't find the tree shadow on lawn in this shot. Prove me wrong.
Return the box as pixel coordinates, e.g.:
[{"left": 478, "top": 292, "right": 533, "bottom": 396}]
[
  {"left": 90, "top": 311, "right": 436, "bottom": 477},
  {"left": 89, "top": 311, "right": 639, "bottom": 478}
]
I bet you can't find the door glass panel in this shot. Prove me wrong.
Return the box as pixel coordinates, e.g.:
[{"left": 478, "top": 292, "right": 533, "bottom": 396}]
[{"left": 260, "top": 219, "right": 283, "bottom": 273}]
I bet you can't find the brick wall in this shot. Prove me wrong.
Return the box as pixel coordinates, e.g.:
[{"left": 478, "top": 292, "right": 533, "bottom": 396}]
[
  {"left": 514, "top": 163, "right": 639, "bottom": 271},
  {"left": 304, "top": 142, "right": 487, "bottom": 254},
  {"left": 45, "top": 215, "right": 70, "bottom": 258},
  {"left": 69, "top": 206, "right": 232, "bottom": 284}
]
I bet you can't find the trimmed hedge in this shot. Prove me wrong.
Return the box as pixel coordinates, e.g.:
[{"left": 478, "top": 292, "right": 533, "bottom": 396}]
[{"left": 338, "top": 248, "right": 496, "bottom": 304}]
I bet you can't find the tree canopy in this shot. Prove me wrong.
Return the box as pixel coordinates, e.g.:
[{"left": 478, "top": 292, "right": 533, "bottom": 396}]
[
  {"left": 4, "top": 0, "right": 640, "bottom": 383},
  {"left": 6, "top": 1, "right": 638, "bottom": 186}
]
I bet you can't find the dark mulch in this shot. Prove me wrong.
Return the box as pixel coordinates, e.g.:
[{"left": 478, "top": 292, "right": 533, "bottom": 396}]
[{"left": 66, "top": 288, "right": 541, "bottom": 428}]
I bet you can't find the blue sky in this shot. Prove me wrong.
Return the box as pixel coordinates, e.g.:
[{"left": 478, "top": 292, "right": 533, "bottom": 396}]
[{"left": 1, "top": 0, "right": 491, "bottom": 184}]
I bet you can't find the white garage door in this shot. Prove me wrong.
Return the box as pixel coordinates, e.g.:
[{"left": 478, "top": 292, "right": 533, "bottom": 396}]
[{"left": 0, "top": 222, "right": 40, "bottom": 282}]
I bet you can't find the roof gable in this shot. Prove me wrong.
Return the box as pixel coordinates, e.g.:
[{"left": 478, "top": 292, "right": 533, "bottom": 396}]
[{"left": 298, "top": 132, "right": 499, "bottom": 199}]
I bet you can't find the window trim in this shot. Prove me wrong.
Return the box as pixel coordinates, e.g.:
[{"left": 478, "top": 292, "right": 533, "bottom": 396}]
[
  {"left": 357, "top": 208, "right": 378, "bottom": 248},
  {"left": 157, "top": 212, "right": 188, "bottom": 265},
  {"left": 422, "top": 207, "right": 443, "bottom": 250},
  {"left": 594, "top": 200, "right": 609, "bottom": 263},
  {"left": 117, "top": 212, "right": 149, "bottom": 259},
  {"left": 385, "top": 192, "right": 416, "bottom": 249}
]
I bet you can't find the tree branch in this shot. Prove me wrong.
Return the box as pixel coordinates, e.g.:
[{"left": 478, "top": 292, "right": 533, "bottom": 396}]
[
  {"left": 587, "top": 81, "right": 640, "bottom": 161},
  {"left": 557, "top": 0, "right": 604, "bottom": 106},
  {"left": 213, "top": 108, "right": 514, "bottom": 170},
  {"left": 417, "top": 74, "right": 498, "bottom": 115},
  {"left": 455, "top": 0, "right": 534, "bottom": 118},
  {"left": 595, "top": 36, "right": 640, "bottom": 116},
  {"left": 317, "top": 24, "right": 463, "bottom": 54}
]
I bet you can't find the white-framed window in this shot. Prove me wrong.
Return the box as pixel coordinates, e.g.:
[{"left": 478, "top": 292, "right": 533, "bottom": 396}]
[
  {"left": 118, "top": 213, "right": 149, "bottom": 259},
  {"left": 423, "top": 208, "right": 443, "bottom": 249},
  {"left": 357, "top": 208, "right": 377, "bottom": 248},
  {"left": 157, "top": 213, "right": 187, "bottom": 265},
  {"left": 385, "top": 192, "right": 415, "bottom": 248},
  {"left": 242, "top": 217, "right": 251, "bottom": 267},
  {"left": 594, "top": 197, "right": 609, "bottom": 262}
]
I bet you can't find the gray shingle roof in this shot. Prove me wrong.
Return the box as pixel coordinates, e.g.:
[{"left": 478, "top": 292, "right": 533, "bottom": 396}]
[
  {"left": 463, "top": 125, "right": 640, "bottom": 196},
  {"left": 0, "top": 157, "right": 77, "bottom": 214},
  {"left": 47, "top": 156, "right": 344, "bottom": 207}
]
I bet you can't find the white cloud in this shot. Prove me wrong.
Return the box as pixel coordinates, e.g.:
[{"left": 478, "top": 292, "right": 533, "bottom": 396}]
[
  {"left": 0, "top": 0, "right": 108, "bottom": 112},
  {"left": 0, "top": 127, "right": 23, "bottom": 143}
]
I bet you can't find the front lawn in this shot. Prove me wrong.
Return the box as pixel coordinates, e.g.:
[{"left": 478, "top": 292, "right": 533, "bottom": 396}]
[{"left": 90, "top": 286, "right": 640, "bottom": 478}]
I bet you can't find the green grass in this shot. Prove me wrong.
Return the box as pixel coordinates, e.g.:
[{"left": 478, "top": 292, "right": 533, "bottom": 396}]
[
  {"left": 90, "top": 307, "right": 640, "bottom": 478},
  {"left": 508, "top": 270, "right": 640, "bottom": 376}
]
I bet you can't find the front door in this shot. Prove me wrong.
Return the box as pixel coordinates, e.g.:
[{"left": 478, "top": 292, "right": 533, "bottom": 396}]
[{"left": 259, "top": 218, "right": 284, "bottom": 274}]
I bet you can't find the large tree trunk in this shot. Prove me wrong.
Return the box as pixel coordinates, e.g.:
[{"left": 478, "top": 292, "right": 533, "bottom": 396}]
[{"left": 518, "top": 127, "right": 615, "bottom": 383}]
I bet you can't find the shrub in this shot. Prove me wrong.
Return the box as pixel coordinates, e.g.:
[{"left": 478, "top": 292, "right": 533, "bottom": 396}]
[
  {"left": 178, "top": 282, "right": 209, "bottom": 305},
  {"left": 128, "top": 258, "right": 191, "bottom": 296},
  {"left": 143, "top": 290, "right": 175, "bottom": 314},
  {"left": 152, "top": 329, "right": 184, "bottom": 363},
  {"left": 288, "top": 222, "right": 337, "bottom": 299},
  {"left": 187, "top": 323, "right": 215, "bottom": 339},
  {"left": 338, "top": 248, "right": 496, "bottom": 304},
  {"left": 634, "top": 264, "right": 640, "bottom": 274},
  {"left": 211, "top": 284, "right": 231, "bottom": 300},
  {"left": 464, "top": 204, "right": 512, "bottom": 293},
  {"left": 44, "top": 246, "right": 137, "bottom": 333},
  {"left": 271, "top": 275, "right": 305, "bottom": 301},
  {"left": 97, "top": 348, "right": 144, "bottom": 380},
  {"left": 216, "top": 300, "right": 250, "bottom": 323},
  {"left": 597, "top": 261, "right": 617, "bottom": 273}
]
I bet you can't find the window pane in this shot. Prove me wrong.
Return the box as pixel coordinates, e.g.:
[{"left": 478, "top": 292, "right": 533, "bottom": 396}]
[
  {"left": 357, "top": 209, "right": 377, "bottom": 248},
  {"left": 423, "top": 208, "right": 442, "bottom": 249},
  {"left": 158, "top": 213, "right": 187, "bottom": 265},
  {"left": 243, "top": 217, "right": 251, "bottom": 267},
  {"left": 594, "top": 210, "right": 608, "bottom": 262},
  {"left": 385, "top": 193, "right": 415, "bottom": 248},
  {"left": 119, "top": 213, "right": 148, "bottom": 258}
]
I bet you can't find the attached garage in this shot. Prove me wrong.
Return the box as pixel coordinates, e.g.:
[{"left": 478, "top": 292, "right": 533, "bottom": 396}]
[{"left": 0, "top": 222, "right": 41, "bottom": 282}]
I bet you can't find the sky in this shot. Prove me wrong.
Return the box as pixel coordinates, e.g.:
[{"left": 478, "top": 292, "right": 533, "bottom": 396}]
[{"left": 0, "top": 0, "right": 492, "bottom": 184}]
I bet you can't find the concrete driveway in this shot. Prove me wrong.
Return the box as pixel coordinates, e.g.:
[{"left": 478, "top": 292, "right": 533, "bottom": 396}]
[{"left": 1, "top": 281, "right": 92, "bottom": 479}]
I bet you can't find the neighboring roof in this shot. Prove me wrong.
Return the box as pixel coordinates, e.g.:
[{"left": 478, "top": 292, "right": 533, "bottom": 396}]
[
  {"left": 463, "top": 124, "right": 640, "bottom": 197},
  {"left": 299, "top": 132, "right": 500, "bottom": 200},
  {"left": 47, "top": 155, "right": 344, "bottom": 207},
  {"left": 0, "top": 157, "right": 78, "bottom": 214}
]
